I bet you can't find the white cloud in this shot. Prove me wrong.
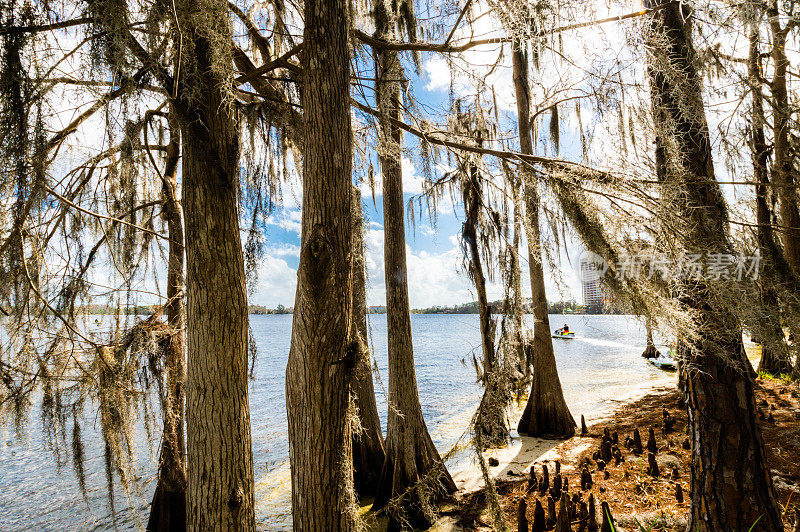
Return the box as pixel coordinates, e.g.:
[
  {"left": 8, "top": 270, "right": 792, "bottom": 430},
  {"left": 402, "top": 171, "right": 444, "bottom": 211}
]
[
  {"left": 362, "top": 227, "right": 508, "bottom": 308},
  {"left": 268, "top": 209, "right": 302, "bottom": 235},
  {"left": 252, "top": 220, "right": 583, "bottom": 309},
  {"left": 252, "top": 255, "right": 298, "bottom": 308},
  {"left": 424, "top": 56, "right": 452, "bottom": 92},
  {"left": 267, "top": 243, "right": 301, "bottom": 257}
]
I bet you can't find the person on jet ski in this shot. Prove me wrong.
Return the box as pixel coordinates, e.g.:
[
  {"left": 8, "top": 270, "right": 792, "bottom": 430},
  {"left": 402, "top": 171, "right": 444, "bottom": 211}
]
[{"left": 556, "top": 324, "right": 570, "bottom": 335}]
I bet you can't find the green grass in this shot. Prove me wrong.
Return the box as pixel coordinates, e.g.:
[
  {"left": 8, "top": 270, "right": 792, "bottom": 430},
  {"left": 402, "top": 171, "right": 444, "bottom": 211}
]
[
  {"left": 603, "top": 506, "right": 764, "bottom": 532},
  {"left": 757, "top": 370, "right": 794, "bottom": 381}
]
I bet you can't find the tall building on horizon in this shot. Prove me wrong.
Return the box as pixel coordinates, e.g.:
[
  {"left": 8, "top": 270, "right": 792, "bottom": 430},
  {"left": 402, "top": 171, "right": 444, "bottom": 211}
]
[{"left": 580, "top": 255, "right": 607, "bottom": 306}]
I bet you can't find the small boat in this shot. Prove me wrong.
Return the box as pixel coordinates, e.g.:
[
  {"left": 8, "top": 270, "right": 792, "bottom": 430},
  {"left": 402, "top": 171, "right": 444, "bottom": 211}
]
[
  {"left": 646, "top": 348, "right": 677, "bottom": 370},
  {"left": 552, "top": 331, "right": 575, "bottom": 339}
]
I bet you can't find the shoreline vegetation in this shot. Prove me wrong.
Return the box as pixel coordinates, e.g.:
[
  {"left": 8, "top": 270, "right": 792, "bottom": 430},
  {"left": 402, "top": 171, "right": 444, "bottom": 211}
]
[
  {"left": 436, "top": 368, "right": 800, "bottom": 531},
  {"left": 73, "top": 300, "right": 620, "bottom": 316}
]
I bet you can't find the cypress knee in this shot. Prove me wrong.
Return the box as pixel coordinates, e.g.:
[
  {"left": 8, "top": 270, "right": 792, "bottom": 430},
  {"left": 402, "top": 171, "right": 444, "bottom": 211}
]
[
  {"left": 632, "top": 429, "right": 643, "bottom": 455},
  {"left": 600, "top": 502, "right": 614, "bottom": 532},
  {"left": 531, "top": 498, "right": 546, "bottom": 532},
  {"left": 555, "top": 493, "right": 572, "bottom": 532},
  {"left": 551, "top": 473, "right": 562, "bottom": 501},
  {"left": 580, "top": 467, "right": 593, "bottom": 491},
  {"left": 663, "top": 408, "right": 675, "bottom": 433},
  {"left": 600, "top": 439, "right": 612, "bottom": 463},
  {"left": 528, "top": 464, "right": 538, "bottom": 492},
  {"left": 646, "top": 452, "right": 660, "bottom": 477},
  {"left": 646, "top": 427, "right": 657, "bottom": 454},
  {"left": 540, "top": 463, "right": 550, "bottom": 495},
  {"left": 546, "top": 495, "right": 557, "bottom": 530},
  {"left": 518, "top": 498, "right": 529, "bottom": 532},
  {"left": 577, "top": 501, "right": 588, "bottom": 532},
  {"left": 587, "top": 494, "right": 598, "bottom": 532}
]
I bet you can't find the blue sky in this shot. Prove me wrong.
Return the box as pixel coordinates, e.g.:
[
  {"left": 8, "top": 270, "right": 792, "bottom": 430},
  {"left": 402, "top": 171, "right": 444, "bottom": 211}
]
[{"left": 251, "top": 30, "right": 588, "bottom": 309}]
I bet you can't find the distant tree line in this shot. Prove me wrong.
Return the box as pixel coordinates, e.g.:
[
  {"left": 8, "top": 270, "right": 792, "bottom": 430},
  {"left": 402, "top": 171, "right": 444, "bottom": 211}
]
[
  {"left": 409, "top": 299, "right": 622, "bottom": 315},
  {"left": 74, "top": 304, "right": 293, "bottom": 315}
]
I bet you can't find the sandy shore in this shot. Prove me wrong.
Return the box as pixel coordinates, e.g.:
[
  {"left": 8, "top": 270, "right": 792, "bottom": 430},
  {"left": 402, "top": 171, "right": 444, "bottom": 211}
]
[
  {"left": 436, "top": 373, "right": 800, "bottom": 531},
  {"left": 447, "top": 380, "right": 678, "bottom": 498}
]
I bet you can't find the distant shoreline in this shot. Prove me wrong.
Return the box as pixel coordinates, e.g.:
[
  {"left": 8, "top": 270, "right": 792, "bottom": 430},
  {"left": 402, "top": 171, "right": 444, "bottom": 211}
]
[{"left": 73, "top": 306, "right": 625, "bottom": 317}]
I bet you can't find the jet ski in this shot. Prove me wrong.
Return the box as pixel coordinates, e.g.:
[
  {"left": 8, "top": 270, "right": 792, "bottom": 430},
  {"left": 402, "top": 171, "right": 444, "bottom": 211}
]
[{"left": 552, "top": 331, "right": 575, "bottom": 339}]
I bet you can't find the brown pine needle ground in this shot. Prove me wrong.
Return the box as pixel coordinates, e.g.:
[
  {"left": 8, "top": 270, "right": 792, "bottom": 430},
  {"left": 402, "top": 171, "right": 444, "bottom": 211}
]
[{"left": 447, "top": 376, "right": 800, "bottom": 531}]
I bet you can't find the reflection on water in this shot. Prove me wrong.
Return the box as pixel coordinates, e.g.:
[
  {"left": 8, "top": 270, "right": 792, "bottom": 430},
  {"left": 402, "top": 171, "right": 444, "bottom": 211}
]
[{"left": 0, "top": 314, "right": 674, "bottom": 530}]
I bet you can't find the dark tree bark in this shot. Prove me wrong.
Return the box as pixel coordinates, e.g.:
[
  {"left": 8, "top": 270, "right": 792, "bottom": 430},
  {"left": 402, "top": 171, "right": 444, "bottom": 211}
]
[
  {"left": 510, "top": 171, "right": 528, "bottom": 376},
  {"left": 462, "top": 159, "right": 497, "bottom": 381},
  {"left": 350, "top": 185, "right": 386, "bottom": 497},
  {"left": 177, "top": 3, "right": 255, "bottom": 529},
  {"left": 644, "top": 2, "right": 783, "bottom": 530},
  {"left": 371, "top": 1, "right": 456, "bottom": 526},
  {"left": 147, "top": 114, "right": 187, "bottom": 532},
  {"left": 512, "top": 45, "right": 576, "bottom": 438},
  {"left": 462, "top": 150, "right": 508, "bottom": 448},
  {"left": 285, "top": 0, "right": 355, "bottom": 528},
  {"left": 767, "top": 0, "right": 800, "bottom": 277},
  {"left": 747, "top": 20, "right": 793, "bottom": 376}
]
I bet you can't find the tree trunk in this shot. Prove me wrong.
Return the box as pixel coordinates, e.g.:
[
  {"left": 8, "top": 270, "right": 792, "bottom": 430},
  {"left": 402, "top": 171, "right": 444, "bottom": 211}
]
[
  {"left": 350, "top": 185, "right": 386, "bottom": 497},
  {"left": 512, "top": 45, "right": 576, "bottom": 438},
  {"left": 462, "top": 154, "right": 508, "bottom": 448},
  {"left": 510, "top": 171, "right": 527, "bottom": 376},
  {"left": 642, "top": 316, "right": 659, "bottom": 359},
  {"left": 371, "top": 3, "right": 456, "bottom": 526},
  {"left": 463, "top": 161, "right": 496, "bottom": 380},
  {"left": 178, "top": 8, "right": 255, "bottom": 529},
  {"left": 285, "top": 0, "right": 355, "bottom": 528},
  {"left": 500, "top": 160, "right": 528, "bottom": 378},
  {"left": 747, "top": 21, "right": 793, "bottom": 376},
  {"left": 147, "top": 114, "right": 187, "bottom": 532},
  {"left": 644, "top": 3, "right": 783, "bottom": 530},
  {"left": 767, "top": 0, "right": 800, "bottom": 276}
]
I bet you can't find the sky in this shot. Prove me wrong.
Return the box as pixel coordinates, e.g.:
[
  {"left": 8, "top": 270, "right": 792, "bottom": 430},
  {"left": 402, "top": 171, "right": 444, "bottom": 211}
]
[
  {"left": 249, "top": 3, "right": 601, "bottom": 310},
  {"left": 42, "top": 0, "right": 765, "bottom": 311}
]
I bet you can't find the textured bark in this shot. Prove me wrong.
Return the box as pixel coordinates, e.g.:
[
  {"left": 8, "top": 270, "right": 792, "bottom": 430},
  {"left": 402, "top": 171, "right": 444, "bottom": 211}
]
[
  {"left": 512, "top": 46, "right": 575, "bottom": 438},
  {"left": 371, "top": 2, "right": 456, "bottom": 526},
  {"left": 147, "top": 114, "right": 187, "bottom": 532},
  {"left": 350, "top": 186, "right": 386, "bottom": 497},
  {"left": 285, "top": 0, "right": 355, "bottom": 528},
  {"left": 642, "top": 317, "right": 659, "bottom": 359},
  {"left": 767, "top": 0, "right": 800, "bottom": 276},
  {"left": 177, "top": 4, "right": 255, "bottom": 529},
  {"left": 747, "top": 22, "right": 793, "bottom": 376},
  {"left": 500, "top": 161, "right": 528, "bottom": 376},
  {"left": 462, "top": 161, "right": 496, "bottom": 379},
  {"left": 463, "top": 154, "right": 508, "bottom": 447},
  {"left": 510, "top": 173, "right": 527, "bottom": 375},
  {"left": 644, "top": 3, "right": 782, "bottom": 530}
]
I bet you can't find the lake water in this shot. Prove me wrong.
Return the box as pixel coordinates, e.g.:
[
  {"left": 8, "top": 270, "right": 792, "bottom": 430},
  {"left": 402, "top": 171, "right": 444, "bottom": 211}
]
[{"left": 0, "top": 314, "right": 675, "bottom": 530}]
